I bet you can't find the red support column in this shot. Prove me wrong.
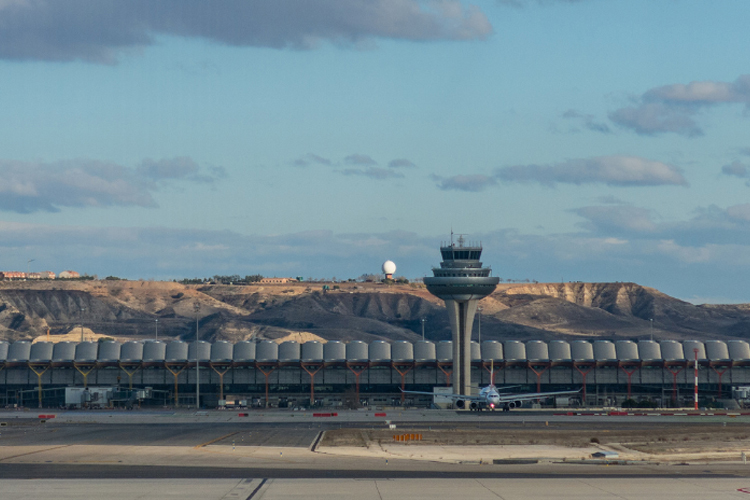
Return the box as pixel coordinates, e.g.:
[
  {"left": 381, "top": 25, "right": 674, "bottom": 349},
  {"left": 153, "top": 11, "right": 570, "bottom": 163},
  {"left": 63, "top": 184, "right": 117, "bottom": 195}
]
[
  {"left": 665, "top": 365, "right": 684, "bottom": 404},
  {"left": 619, "top": 364, "right": 639, "bottom": 399},
  {"left": 209, "top": 363, "right": 231, "bottom": 403},
  {"left": 346, "top": 362, "right": 369, "bottom": 407},
  {"left": 574, "top": 363, "right": 593, "bottom": 405},
  {"left": 164, "top": 362, "right": 187, "bottom": 408},
  {"left": 300, "top": 362, "right": 323, "bottom": 407},
  {"left": 710, "top": 365, "right": 729, "bottom": 399},
  {"left": 392, "top": 362, "right": 414, "bottom": 403},
  {"left": 256, "top": 363, "right": 278, "bottom": 409},
  {"left": 528, "top": 362, "right": 549, "bottom": 393},
  {"left": 437, "top": 361, "right": 453, "bottom": 387}
]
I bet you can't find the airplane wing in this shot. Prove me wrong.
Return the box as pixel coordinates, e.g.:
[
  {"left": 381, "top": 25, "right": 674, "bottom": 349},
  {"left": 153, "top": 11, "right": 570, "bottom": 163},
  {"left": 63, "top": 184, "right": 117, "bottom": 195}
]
[
  {"left": 496, "top": 389, "right": 579, "bottom": 403},
  {"left": 399, "top": 389, "right": 484, "bottom": 402},
  {"left": 495, "top": 385, "right": 522, "bottom": 392}
]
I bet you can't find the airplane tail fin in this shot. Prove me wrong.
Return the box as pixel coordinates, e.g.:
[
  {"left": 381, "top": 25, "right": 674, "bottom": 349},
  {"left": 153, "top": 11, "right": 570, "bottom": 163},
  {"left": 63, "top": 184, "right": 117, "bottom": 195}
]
[{"left": 490, "top": 360, "right": 494, "bottom": 386}]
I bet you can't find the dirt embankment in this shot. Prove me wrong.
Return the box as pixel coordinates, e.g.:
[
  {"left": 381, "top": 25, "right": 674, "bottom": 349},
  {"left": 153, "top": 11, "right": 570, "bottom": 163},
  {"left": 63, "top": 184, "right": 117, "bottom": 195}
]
[
  {"left": 2, "top": 279, "right": 750, "bottom": 344},
  {"left": 320, "top": 423, "right": 750, "bottom": 462},
  {"left": 321, "top": 424, "right": 750, "bottom": 450}
]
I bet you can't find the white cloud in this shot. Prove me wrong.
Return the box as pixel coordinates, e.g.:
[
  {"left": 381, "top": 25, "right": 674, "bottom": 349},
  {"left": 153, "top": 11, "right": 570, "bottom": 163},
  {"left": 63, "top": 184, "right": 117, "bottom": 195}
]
[
  {"left": 573, "top": 205, "right": 658, "bottom": 233},
  {"left": 609, "top": 103, "right": 702, "bottom": 137},
  {"left": 561, "top": 109, "right": 611, "bottom": 134},
  {"left": 388, "top": 159, "right": 417, "bottom": 168},
  {"left": 644, "top": 76, "right": 750, "bottom": 104},
  {"left": 339, "top": 167, "right": 404, "bottom": 179},
  {"left": 0, "top": 0, "right": 493, "bottom": 63},
  {"left": 656, "top": 240, "right": 713, "bottom": 264},
  {"left": 610, "top": 75, "right": 750, "bottom": 136},
  {"left": 344, "top": 154, "right": 378, "bottom": 166},
  {"left": 726, "top": 203, "right": 750, "bottom": 222},
  {"left": 497, "top": 0, "right": 588, "bottom": 6},
  {"left": 0, "top": 157, "right": 224, "bottom": 213},
  {"left": 432, "top": 174, "right": 497, "bottom": 191},
  {"left": 293, "top": 154, "right": 333, "bottom": 167},
  {"left": 5, "top": 217, "right": 750, "bottom": 300},
  {"left": 495, "top": 156, "right": 688, "bottom": 187},
  {"left": 721, "top": 160, "right": 750, "bottom": 179}
]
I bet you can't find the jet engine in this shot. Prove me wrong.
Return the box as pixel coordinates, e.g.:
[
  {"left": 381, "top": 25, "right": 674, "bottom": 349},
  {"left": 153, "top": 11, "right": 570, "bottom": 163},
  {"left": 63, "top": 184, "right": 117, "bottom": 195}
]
[
  {"left": 456, "top": 399, "right": 465, "bottom": 409},
  {"left": 469, "top": 402, "right": 478, "bottom": 410}
]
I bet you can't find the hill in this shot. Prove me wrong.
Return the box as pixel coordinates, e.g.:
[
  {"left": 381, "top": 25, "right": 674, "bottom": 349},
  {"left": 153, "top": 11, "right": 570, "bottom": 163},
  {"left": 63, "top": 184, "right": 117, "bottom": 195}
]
[{"left": 0, "top": 280, "right": 748, "bottom": 344}]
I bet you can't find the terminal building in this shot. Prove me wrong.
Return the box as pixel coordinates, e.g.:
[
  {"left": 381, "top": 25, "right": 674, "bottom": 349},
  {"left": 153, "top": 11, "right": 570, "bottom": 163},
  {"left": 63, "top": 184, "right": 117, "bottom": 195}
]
[{"left": 0, "top": 338, "right": 748, "bottom": 409}]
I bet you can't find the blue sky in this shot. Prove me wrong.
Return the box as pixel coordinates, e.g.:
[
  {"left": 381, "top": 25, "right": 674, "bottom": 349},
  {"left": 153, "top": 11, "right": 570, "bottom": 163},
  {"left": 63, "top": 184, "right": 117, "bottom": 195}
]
[{"left": 2, "top": 0, "right": 750, "bottom": 303}]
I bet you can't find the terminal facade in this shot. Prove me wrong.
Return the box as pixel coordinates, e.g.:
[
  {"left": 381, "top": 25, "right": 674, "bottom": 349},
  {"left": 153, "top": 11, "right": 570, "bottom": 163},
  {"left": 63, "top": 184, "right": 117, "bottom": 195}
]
[{"left": 0, "top": 338, "right": 748, "bottom": 409}]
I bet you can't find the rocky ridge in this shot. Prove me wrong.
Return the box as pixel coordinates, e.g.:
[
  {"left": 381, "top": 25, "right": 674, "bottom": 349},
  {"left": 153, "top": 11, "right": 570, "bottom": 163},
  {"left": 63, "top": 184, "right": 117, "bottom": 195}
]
[{"left": 0, "top": 280, "right": 748, "bottom": 344}]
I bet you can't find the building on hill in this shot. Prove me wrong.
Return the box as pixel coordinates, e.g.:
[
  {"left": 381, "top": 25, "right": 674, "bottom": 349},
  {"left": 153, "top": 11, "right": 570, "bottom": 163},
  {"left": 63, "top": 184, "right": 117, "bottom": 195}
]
[
  {"left": 28, "top": 271, "right": 55, "bottom": 279},
  {"left": 58, "top": 270, "right": 80, "bottom": 279},
  {"left": 259, "top": 277, "right": 297, "bottom": 284},
  {"left": 0, "top": 271, "right": 26, "bottom": 280}
]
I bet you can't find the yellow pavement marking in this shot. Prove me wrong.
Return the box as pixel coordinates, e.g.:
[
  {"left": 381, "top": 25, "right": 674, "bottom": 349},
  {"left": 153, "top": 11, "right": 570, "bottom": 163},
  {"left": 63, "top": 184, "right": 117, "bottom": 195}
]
[
  {"left": 0, "top": 445, "right": 71, "bottom": 461},
  {"left": 194, "top": 432, "right": 239, "bottom": 449}
]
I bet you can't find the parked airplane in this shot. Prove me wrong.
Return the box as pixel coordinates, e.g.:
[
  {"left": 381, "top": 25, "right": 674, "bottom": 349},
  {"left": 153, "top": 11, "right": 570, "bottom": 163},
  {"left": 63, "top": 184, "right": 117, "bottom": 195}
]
[{"left": 401, "top": 362, "right": 578, "bottom": 411}]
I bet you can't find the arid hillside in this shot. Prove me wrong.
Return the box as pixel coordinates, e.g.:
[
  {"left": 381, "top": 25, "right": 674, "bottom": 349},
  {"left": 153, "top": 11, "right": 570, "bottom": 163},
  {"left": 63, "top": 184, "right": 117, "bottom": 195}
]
[{"left": 0, "top": 280, "right": 748, "bottom": 344}]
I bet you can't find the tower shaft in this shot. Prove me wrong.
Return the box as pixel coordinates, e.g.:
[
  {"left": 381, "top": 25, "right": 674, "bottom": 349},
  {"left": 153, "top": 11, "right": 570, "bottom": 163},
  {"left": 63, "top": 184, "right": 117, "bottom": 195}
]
[{"left": 445, "top": 299, "right": 477, "bottom": 396}]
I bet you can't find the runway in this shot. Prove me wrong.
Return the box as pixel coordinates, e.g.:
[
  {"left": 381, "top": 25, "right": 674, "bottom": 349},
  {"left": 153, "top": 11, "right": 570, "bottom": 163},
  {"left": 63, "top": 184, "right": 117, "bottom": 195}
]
[
  {"left": 2, "top": 477, "right": 750, "bottom": 499},
  {"left": 0, "top": 461, "right": 749, "bottom": 479},
  {"left": 0, "top": 422, "right": 322, "bottom": 448}
]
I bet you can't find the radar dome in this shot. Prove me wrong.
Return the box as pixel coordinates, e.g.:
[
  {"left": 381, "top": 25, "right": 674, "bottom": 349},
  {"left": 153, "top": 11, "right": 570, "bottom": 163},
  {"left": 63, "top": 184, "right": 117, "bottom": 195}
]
[{"left": 382, "top": 260, "right": 396, "bottom": 275}]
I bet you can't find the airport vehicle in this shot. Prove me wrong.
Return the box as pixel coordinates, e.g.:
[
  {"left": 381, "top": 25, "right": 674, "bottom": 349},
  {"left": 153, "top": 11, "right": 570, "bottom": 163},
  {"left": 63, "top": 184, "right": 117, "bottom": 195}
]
[{"left": 401, "top": 363, "right": 578, "bottom": 411}]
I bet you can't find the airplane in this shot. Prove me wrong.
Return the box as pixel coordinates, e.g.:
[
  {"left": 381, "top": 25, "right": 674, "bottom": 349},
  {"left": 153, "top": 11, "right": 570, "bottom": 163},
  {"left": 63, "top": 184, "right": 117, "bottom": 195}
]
[{"left": 401, "top": 362, "right": 579, "bottom": 412}]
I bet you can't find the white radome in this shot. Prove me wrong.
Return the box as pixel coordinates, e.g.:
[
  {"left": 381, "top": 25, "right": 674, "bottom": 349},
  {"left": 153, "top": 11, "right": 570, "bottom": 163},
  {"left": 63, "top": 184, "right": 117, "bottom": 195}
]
[{"left": 382, "top": 260, "right": 396, "bottom": 275}]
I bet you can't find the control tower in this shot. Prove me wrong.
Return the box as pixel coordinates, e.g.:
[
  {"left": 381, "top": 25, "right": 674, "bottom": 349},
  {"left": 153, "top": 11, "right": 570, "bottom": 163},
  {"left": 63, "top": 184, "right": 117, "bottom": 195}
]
[{"left": 424, "top": 234, "right": 499, "bottom": 396}]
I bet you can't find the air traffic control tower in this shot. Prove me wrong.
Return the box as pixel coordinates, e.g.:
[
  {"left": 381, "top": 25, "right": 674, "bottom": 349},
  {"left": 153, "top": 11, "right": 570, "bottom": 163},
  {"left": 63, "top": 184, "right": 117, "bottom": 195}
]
[{"left": 424, "top": 235, "right": 499, "bottom": 396}]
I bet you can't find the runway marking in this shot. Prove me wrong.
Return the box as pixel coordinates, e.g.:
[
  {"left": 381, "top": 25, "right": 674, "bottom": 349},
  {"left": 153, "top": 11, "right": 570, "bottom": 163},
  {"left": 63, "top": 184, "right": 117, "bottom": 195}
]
[
  {"left": 310, "top": 431, "right": 325, "bottom": 452},
  {"left": 246, "top": 478, "right": 267, "bottom": 499},
  {"left": 218, "top": 478, "right": 264, "bottom": 500},
  {"left": 0, "top": 445, "right": 70, "bottom": 462},
  {"left": 195, "top": 432, "right": 240, "bottom": 449}
]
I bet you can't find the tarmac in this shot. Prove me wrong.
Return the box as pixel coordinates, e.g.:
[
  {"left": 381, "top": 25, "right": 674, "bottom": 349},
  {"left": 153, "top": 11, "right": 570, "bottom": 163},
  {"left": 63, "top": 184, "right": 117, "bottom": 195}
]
[{"left": 2, "top": 408, "right": 750, "bottom": 499}]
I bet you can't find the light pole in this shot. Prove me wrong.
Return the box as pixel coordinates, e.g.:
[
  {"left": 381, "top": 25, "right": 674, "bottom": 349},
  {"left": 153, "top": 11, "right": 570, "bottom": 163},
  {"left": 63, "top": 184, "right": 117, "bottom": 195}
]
[
  {"left": 193, "top": 301, "right": 200, "bottom": 409},
  {"left": 649, "top": 318, "right": 653, "bottom": 342},
  {"left": 421, "top": 318, "right": 426, "bottom": 341},
  {"left": 26, "top": 259, "right": 34, "bottom": 280},
  {"left": 80, "top": 307, "right": 86, "bottom": 342},
  {"left": 154, "top": 318, "right": 158, "bottom": 341}
]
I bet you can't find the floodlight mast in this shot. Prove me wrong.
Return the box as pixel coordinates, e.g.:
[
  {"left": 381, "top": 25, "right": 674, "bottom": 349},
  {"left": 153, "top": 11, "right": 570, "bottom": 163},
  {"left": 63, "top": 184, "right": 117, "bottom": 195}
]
[{"left": 194, "top": 301, "right": 200, "bottom": 409}]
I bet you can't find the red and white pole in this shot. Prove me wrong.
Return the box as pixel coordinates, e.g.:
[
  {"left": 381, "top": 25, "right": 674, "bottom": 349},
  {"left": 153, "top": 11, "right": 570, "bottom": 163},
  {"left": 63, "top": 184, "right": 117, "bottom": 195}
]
[{"left": 693, "top": 348, "right": 699, "bottom": 410}]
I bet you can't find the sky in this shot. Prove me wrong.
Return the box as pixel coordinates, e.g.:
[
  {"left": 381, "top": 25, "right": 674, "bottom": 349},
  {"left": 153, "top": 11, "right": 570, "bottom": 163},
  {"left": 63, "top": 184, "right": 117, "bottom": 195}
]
[{"left": 1, "top": 0, "right": 750, "bottom": 303}]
